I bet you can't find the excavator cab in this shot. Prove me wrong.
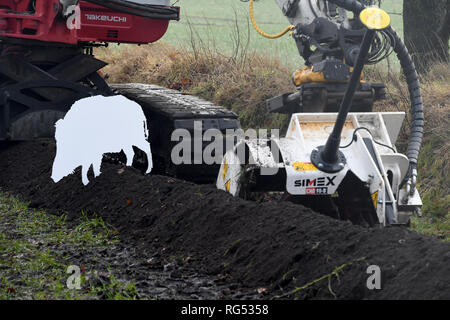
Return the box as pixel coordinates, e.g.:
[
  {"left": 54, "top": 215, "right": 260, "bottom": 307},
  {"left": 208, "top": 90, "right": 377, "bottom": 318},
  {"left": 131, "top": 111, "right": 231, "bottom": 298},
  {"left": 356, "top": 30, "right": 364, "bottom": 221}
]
[{"left": 0, "top": 0, "right": 180, "bottom": 140}]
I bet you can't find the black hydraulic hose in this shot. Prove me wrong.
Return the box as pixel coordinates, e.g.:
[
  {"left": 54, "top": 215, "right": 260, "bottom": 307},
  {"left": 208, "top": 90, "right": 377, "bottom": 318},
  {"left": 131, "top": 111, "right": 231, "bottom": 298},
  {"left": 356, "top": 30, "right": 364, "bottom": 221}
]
[
  {"left": 83, "top": 0, "right": 180, "bottom": 20},
  {"left": 325, "top": 0, "right": 424, "bottom": 182}
]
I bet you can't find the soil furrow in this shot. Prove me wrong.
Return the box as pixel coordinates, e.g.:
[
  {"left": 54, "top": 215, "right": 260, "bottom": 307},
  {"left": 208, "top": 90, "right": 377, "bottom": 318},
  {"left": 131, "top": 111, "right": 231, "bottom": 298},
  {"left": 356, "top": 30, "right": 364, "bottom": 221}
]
[{"left": 0, "top": 141, "right": 449, "bottom": 299}]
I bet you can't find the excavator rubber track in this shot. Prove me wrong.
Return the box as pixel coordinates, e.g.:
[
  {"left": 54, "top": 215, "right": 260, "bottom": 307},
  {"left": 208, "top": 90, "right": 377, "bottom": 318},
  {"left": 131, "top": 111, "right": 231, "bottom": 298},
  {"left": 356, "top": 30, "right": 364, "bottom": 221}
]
[
  {"left": 0, "top": 49, "right": 241, "bottom": 183},
  {"left": 110, "top": 83, "right": 241, "bottom": 182}
]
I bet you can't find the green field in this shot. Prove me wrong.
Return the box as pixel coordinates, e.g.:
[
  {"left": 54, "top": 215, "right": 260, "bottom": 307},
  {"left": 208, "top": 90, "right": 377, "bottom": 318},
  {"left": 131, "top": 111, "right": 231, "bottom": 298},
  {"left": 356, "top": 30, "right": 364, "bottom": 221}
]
[{"left": 162, "top": 0, "right": 403, "bottom": 68}]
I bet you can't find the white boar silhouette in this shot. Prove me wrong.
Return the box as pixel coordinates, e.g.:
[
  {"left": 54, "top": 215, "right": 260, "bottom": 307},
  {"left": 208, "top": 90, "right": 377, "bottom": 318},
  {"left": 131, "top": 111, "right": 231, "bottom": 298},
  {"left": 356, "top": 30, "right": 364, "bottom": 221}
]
[{"left": 51, "top": 95, "right": 153, "bottom": 185}]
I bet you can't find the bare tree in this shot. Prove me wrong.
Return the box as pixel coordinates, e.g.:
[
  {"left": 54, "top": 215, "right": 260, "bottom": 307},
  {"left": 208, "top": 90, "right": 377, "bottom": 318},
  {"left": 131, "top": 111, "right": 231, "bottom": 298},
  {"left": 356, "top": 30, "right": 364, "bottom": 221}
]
[{"left": 403, "top": 0, "right": 449, "bottom": 73}]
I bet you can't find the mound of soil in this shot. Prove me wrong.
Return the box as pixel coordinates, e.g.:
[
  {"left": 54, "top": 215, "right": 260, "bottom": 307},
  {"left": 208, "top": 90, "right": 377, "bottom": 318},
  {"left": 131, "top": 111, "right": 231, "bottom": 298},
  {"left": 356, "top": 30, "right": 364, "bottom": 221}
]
[{"left": 0, "top": 141, "right": 449, "bottom": 299}]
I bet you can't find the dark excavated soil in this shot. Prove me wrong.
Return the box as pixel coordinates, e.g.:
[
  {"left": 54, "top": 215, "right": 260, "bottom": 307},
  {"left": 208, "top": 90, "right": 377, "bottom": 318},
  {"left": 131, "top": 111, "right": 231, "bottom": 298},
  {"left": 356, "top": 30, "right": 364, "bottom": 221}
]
[{"left": 0, "top": 141, "right": 449, "bottom": 299}]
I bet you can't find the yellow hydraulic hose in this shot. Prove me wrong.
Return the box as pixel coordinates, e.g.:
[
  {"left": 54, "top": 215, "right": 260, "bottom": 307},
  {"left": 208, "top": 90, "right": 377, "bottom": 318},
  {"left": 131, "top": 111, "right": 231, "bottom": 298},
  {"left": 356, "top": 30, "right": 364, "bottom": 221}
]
[{"left": 249, "top": 0, "right": 295, "bottom": 39}]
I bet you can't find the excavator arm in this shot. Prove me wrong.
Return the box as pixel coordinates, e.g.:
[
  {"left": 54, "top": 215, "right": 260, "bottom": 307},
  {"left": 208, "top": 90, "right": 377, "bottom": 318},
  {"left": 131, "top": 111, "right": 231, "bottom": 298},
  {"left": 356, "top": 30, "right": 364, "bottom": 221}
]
[{"left": 259, "top": 0, "right": 389, "bottom": 114}]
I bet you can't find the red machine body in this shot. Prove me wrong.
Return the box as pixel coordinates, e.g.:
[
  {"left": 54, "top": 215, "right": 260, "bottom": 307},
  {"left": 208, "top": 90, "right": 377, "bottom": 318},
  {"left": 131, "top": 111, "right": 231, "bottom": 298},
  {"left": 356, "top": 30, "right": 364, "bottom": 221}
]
[{"left": 0, "top": 0, "right": 179, "bottom": 45}]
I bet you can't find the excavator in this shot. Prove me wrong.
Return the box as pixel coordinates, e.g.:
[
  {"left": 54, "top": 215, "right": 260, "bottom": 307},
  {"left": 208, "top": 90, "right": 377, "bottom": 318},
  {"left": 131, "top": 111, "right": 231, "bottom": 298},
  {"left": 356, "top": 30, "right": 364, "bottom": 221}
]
[
  {"left": 0, "top": 0, "right": 423, "bottom": 227},
  {"left": 0, "top": 0, "right": 241, "bottom": 182}
]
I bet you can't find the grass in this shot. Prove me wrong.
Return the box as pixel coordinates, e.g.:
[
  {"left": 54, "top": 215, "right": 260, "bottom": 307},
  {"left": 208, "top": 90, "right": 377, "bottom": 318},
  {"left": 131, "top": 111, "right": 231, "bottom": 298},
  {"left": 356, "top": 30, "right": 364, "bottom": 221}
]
[
  {"left": 273, "top": 257, "right": 367, "bottom": 299},
  {"left": 98, "top": 0, "right": 406, "bottom": 129},
  {"left": 0, "top": 191, "right": 139, "bottom": 300},
  {"left": 410, "top": 214, "right": 450, "bottom": 242},
  {"left": 98, "top": 42, "right": 292, "bottom": 130},
  {"left": 158, "top": 0, "right": 403, "bottom": 69}
]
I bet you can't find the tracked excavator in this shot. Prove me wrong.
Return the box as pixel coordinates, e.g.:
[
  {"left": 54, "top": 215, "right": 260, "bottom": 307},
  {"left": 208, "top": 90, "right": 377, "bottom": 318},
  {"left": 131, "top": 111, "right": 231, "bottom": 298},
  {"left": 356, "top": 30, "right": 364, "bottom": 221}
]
[
  {"left": 0, "top": 0, "right": 423, "bottom": 227},
  {"left": 0, "top": 0, "right": 241, "bottom": 182}
]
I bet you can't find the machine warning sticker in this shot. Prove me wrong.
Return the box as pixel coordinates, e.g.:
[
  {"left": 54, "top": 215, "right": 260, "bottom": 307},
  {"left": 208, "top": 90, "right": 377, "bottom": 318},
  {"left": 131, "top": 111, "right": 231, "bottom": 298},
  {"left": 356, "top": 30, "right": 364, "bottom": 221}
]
[
  {"left": 371, "top": 191, "right": 379, "bottom": 209},
  {"left": 222, "top": 160, "right": 229, "bottom": 180},
  {"left": 293, "top": 162, "right": 318, "bottom": 171},
  {"left": 225, "top": 180, "right": 231, "bottom": 192}
]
